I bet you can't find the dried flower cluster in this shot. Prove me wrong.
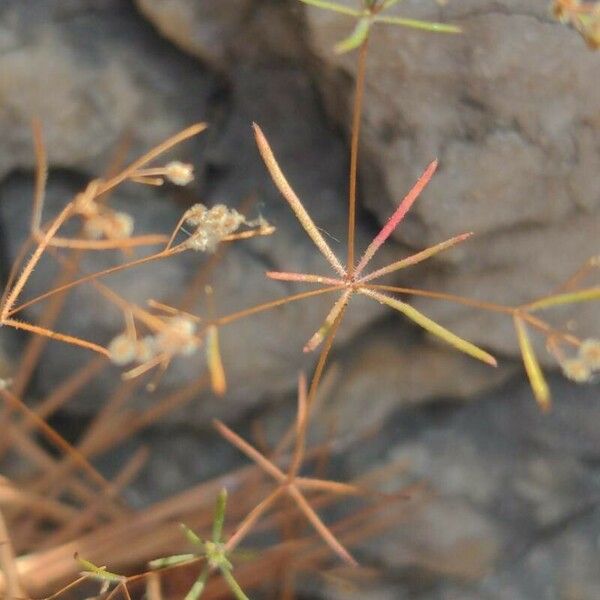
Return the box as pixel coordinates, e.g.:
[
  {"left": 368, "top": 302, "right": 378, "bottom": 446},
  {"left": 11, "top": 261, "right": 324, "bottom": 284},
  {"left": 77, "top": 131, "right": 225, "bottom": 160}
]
[
  {"left": 560, "top": 337, "right": 600, "bottom": 382},
  {"left": 183, "top": 203, "right": 247, "bottom": 252},
  {"left": 73, "top": 181, "right": 134, "bottom": 240},
  {"left": 108, "top": 315, "right": 200, "bottom": 373}
]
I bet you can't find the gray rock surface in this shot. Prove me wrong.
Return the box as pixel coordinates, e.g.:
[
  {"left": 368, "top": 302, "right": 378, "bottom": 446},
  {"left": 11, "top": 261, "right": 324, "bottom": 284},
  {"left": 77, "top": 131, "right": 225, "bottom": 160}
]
[{"left": 338, "top": 375, "right": 600, "bottom": 599}]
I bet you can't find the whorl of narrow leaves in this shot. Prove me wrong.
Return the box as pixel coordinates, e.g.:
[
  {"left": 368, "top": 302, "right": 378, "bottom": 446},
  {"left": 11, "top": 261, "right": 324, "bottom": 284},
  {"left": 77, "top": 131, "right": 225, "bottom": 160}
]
[
  {"left": 299, "top": 0, "right": 461, "bottom": 55},
  {"left": 149, "top": 489, "right": 249, "bottom": 600}
]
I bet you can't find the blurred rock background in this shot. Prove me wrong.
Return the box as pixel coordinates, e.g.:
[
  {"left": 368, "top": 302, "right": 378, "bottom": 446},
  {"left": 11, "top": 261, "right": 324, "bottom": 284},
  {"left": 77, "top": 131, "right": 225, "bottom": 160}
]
[{"left": 0, "top": 0, "right": 598, "bottom": 598}]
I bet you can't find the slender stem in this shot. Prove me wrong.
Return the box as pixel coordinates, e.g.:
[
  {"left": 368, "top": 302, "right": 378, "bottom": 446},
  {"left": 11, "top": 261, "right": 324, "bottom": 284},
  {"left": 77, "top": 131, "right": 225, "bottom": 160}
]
[
  {"left": 286, "top": 484, "right": 357, "bottom": 566},
  {"left": 359, "top": 232, "right": 472, "bottom": 283},
  {"left": 225, "top": 488, "right": 284, "bottom": 553},
  {"left": 0, "top": 507, "right": 25, "bottom": 599},
  {"left": 3, "top": 319, "right": 109, "bottom": 357},
  {"left": 1, "top": 204, "right": 73, "bottom": 321},
  {"left": 213, "top": 420, "right": 286, "bottom": 483},
  {"left": 0, "top": 389, "right": 114, "bottom": 493},
  {"left": 363, "top": 283, "right": 514, "bottom": 315},
  {"left": 95, "top": 123, "right": 207, "bottom": 196},
  {"left": 347, "top": 38, "right": 369, "bottom": 278},
  {"left": 519, "top": 311, "right": 580, "bottom": 347},
  {"left": 43, "top": 234, "right": 168, "bottom": 250},
  {"left": 288, "top": 373, "right": 308, "bottom": 479},
  {"left": 31, "top": 118, "right": 47, "bottom": 236},
  {"left": 8, "top": 247, "right": 185, "bottom": 317},
  {"left": 266, "top": 271, "right": 343, "bottom": 286},
  {"left": 212, "top": 286, "right": 340, "bottom": 327}
]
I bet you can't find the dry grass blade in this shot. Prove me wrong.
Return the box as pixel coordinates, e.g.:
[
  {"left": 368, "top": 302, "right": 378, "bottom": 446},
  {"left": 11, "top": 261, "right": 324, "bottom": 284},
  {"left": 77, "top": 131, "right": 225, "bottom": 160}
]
[
  {"left": 0, "top": 204, "right": 73, "bottom": 322},
  {"left": 0, "top": 507, "right": 27, "bottom": 599}
]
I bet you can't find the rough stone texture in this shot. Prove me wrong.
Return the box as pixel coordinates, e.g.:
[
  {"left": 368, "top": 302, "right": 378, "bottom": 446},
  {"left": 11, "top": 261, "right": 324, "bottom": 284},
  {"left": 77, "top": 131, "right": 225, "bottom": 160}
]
[
  {"left": 0, "top": 0, "right": 212, "bottom": 180},
  {"left": 339, "top": 375, "right": 600, "bottom": 599}
]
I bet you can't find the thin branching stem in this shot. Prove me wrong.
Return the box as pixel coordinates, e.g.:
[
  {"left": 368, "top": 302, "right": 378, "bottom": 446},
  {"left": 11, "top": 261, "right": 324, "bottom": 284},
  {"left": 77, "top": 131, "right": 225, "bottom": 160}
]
[
  {"left": 212, "top": 286, "right": 341, "bottom": 327},
  {"left": 347, "top": 38, "right": 369, "bottom": 277}
]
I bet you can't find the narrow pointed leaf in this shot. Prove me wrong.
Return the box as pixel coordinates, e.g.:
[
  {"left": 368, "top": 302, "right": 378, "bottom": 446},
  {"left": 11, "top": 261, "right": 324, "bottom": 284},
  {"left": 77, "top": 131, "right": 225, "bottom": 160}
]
[
  {"left": 206, "top": 325, "right": 226, "bottom": 396},
  {"left": 335, "top": 18, "right": 371, "bottom": 54},
  {"left": 266, "top": 271, "right": 343, "bottom": 286},
  {"left": 299, "top": 0, "right": 361, "bottom": 17},
  {"left": 525, "top": 287, "right": 600, "bottom": 311},
  {"left": 212, "top": 488, "right": 228, "bottom": 543},
  {"left": 180, "top": 523, "right": 203, "bottom": 547},
  {"left": 361, "top": 232, "right": 472, "bottom": 282},
  {"left": 514, "top": 317, "right": 551, "bottom": 411},
  {"left": 376, "top": 15, "right": 462, "bottom": 33},
  {"left": 149, "top": 554, "right": 196, "bottom": 569},
  {"left": 360, "top": 289, "right": 497, "bottom": 366},
  {"left": 304, "top": 290, "right": 351, "bottom": 353},
  {"left": 253, "top": 124, "right": 346, "bottom": 277},
  {"left": 77, "top": 557, "right": 123, "bottom": 582},
  {"left": 184, "top": 567, "right": 210, "bottom": 600},
  {"left": 355, "top": 160, "right": 438, "bottom": 275},
  {"left": 287, "top": 485, "right": 358, "bottom": 566},
  {"left": 221, "top": 568, "right": 251, "bottom": 600}
]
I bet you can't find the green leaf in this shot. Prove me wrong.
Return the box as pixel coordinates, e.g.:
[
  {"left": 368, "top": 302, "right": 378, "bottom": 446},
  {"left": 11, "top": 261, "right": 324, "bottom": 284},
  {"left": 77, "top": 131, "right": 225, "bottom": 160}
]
[
  {"left": 299, "top": 0, "right": 361, "bottom": 17},
  {"left": 361, "top": 289, "right": 497, "bottom": 366},
  {"left": 184, "top": 567, "right": 210, "bottom": 600},
  {"left": 221, "top": 567, "right": 251, "bottom": 600},
  {"left": 180, "top": 523, "right": 204, "bottom": 547},
  {"left": 335, "top": 18, "right": 371, "bottom": 54},
  {"left": 514, "top": 317, "right": 551, "bottom": 411},
  {"left": 212, "top": 488, "right": 228, "bottom": 542},
  {"left": 375, "top": 15, "right": 462, "bottom": 33},
  {"left": 149, "top": 553, "right": 196, "bottom": 569},
  {"left": 76, "top": 556, "right": 123, "bottom": 582},
  {"left": 526, "top": 287, "right": 600, "bottom": 311}
]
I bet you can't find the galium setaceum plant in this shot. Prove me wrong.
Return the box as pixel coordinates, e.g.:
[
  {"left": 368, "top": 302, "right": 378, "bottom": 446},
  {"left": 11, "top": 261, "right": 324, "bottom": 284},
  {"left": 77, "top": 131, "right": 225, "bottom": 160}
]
[{"left": 0, "top": 1, "right": 598, "bottom": 598}]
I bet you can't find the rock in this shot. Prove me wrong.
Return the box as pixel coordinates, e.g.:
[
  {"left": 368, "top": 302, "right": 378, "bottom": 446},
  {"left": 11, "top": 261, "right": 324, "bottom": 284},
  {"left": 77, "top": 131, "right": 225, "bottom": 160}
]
[
  {"left": 311, "top": 322, "right": 516, "bottom": 443},
  {"left": 339, "top": 375, "right": 600, "bottom": 598},
  {"left": 301, "top": 0, "right": 600, "bottom": 361},
  {"left": 135, "top": 0, "right": 306, "bottom": 68},
  {"left": 0, "top": 0, "right": 212, "bottom": 180}
]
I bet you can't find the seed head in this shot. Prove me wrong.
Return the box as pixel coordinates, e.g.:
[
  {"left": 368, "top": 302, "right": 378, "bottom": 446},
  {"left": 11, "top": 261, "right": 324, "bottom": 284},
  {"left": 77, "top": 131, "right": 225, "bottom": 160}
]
[
  {"left": 561, "top": 357, "right": 592, "bottom": 383},
  {"left": 136, "top": 336, "right": 156, "bottom": 363},
  {"left": 156, "top": 316, "right": 199, "bottom": 356},
  {"left": 112, "top": 212, "right": 134, "bottom": 238},
  {"left": 165, "top": 161, "right": 194, "bottom": 186},
  {"left": 108, "top": 334, "right": 138, "bottom": 366},
  {"left": 183, "top": 204, "right": 246, "bottom": 252},
  {"left": 578, "top": 338, "right": 600, "bottom": 371}
]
